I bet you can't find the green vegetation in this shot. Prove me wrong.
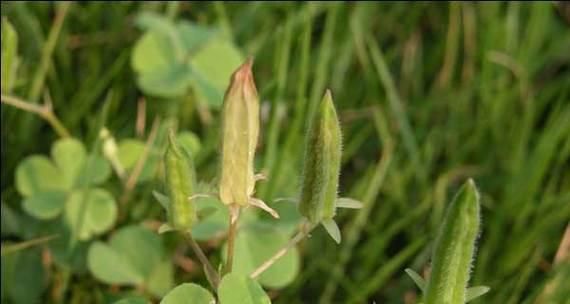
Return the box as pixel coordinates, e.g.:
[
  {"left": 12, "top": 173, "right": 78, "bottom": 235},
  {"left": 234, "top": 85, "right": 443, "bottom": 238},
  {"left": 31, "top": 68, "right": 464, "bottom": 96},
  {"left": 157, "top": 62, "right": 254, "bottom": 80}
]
[{"left": 2, "top": 2, "right": 569, "bottom": 304}]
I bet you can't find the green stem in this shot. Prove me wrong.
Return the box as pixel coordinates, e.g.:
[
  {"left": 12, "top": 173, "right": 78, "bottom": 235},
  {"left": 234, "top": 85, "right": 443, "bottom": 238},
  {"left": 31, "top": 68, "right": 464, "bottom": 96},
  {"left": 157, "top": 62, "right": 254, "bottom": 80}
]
[
  {"left": 250, "top": 220, "right": 313, "bottom": 279},
  {"left": 1, "top": 94, "right": 71, "bottom": 137},
  {"left": 28, "top": 2, "right": 72, "bottom": 103},
  {"left": 184, "top": 232, "right": 220, "bottom": 289},
  {"left": 224, "top": 205, "right": 240, "bottom": 274}
]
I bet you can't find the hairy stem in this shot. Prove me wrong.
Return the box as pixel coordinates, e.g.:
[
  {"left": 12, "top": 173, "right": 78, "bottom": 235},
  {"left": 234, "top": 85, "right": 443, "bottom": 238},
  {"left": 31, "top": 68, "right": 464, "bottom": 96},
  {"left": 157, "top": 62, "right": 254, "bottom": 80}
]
[
  {"left": 184, "top": 232, "right": 220, "bottom": 289},
  {"left": 250, "top": 220, "right": 313, "bottom": 279},
  {"left": 225, "top": 205, "right": 241, "bottom": 274}
]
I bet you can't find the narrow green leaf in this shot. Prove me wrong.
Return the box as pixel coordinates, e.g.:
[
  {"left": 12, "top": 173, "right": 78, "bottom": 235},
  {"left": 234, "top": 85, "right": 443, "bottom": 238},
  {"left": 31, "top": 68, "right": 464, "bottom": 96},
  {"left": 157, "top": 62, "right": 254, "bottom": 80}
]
[
  {"left": 336, "top": 198, "right": 364, "bottom": 209},
  {"left": 158, "top": 223, "right": 175, "bottom": 234},
  {"left": 465, "top": 286, "right": 490, "bottom": 302},
  {"left": 153, "top": 190, "right": 170, "bottom": 212},
  {"left": 321, "top": 218, "right": 341, "bottom": 244},
  {"left": 404, "top": 268, "right": 426, "bottom": 293}
]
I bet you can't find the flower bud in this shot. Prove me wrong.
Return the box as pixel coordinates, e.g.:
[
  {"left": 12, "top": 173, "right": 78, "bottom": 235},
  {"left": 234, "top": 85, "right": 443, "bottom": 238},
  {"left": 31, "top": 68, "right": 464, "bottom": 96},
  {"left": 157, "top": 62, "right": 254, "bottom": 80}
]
[
  {"left": 298, "top": 90, "right": 342, "bottom": 223},
  {"left": 165, "top": 130, "right": 197, "bottom": 229},
  {"left": 424, "top": 179, "right": 481, "bottom": 304},
  {"left": 219, "top": 59, "right": 260, "bottom": 206}
]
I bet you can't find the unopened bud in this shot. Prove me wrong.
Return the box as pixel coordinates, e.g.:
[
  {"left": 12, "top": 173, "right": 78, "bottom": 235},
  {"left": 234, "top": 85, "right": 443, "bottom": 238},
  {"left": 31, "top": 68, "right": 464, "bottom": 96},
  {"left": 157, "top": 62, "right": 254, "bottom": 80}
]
[
  {"left": 219, "top": 58, "right": 260, "bottom": 206},
  {"left": 424, "top": 179, "right": 481, "bottom": 304},
  {"left": 299, "top": 90, "right": 342, "bottom": 223},
  {"left": 165, "top": 129, "right": 197, "bottom": 229}
]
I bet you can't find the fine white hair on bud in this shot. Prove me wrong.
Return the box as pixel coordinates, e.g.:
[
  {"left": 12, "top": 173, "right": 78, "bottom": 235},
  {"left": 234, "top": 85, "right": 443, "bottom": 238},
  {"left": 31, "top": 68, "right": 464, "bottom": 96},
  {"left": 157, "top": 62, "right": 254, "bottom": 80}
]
[{"left": 298, "top": 90, "right": 343, "bottom": 224}]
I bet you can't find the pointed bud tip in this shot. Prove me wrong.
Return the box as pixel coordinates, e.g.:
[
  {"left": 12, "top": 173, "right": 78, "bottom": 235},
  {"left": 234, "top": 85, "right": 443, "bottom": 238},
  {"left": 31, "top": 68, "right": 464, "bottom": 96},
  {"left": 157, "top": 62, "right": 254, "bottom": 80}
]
[
  {"left": 232, "top": 57, "right": 254, "bottom": 80},
  {"left": 465, "top": 178, "right": 479, "bottom": 198},
  {"left": 321, "top": 89, "right": 335, "bottom": 109}
]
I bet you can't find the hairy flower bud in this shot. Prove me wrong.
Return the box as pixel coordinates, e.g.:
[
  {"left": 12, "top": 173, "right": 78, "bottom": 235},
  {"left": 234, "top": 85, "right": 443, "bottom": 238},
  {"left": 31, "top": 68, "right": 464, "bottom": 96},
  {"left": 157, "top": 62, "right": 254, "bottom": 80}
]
[
  {"left": 165, "top": 130, "right": 197, "bottom": 229},
  {"left": 424, "top": 179, "right": 481, "bottom": 304},
  {"left": 298, "top": 90, "right": 342, "bottom": 223},
  {"left": 219, "top": 59, "right": 260, "bottom": 207}
]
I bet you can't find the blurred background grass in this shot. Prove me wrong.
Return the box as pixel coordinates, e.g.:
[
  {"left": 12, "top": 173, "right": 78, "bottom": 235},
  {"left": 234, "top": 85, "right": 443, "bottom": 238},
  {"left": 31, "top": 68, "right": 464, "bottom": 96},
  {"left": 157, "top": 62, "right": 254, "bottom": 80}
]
[{"left": 1, "top": 2, "right": 569, "bottom": 304}]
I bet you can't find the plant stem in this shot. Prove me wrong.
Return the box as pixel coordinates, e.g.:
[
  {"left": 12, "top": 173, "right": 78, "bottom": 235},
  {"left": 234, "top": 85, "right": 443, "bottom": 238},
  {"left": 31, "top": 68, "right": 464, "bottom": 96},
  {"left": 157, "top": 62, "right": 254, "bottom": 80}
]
[
  {"left": 184, "top": 232, "right": 220, "bottom": 289},
  {"left": 250, "top": 220, "right": 313, "bottom": 279},
  {"left": 1, "top": 94, "right": 71, "bottom": 137},
  {"left": 224, "top": 205, "right": 241, "bottom": 274},
  {"left": 28, "top": 2, "right": 72, "bottom": 103}
]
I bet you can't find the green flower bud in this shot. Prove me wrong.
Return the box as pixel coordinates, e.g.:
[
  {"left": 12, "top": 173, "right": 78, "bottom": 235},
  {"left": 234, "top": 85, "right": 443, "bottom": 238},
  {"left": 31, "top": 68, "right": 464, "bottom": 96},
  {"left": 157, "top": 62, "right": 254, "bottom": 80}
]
[
  {"left": 219, "top": 59, "right": 260, "bottom": 207},
  {"left": 299, "top": 90, "right": 342, "bottom": 223},
  {"left": 424, "top": 179, "right": 481, "bottom": 304},
  {"left": 165, "top": 130, "right": 197, "bottom": 230}
]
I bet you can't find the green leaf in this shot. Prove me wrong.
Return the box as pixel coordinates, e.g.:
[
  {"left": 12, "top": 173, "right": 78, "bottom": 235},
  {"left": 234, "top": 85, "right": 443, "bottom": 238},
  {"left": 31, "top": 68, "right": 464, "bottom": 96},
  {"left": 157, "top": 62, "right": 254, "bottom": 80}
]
[
  {"left": 223, "top": 224, "right": 299, "bottom": 288},
  {"left": 88, "top": 225, "right": 167, "bottom": 292},
  {"left": 191, "top": 38, "right": 243, "bottom": 107},
  {"left": 109, "top": 225, "right": 163, "bottom": 279},
  {"left": 117, "top": 139, "right": 159, "bottom": 183},
  {"left": 118, "top": 139, "right": 146, "bottom": 169},
  {"left": 88, "top": 242, "right": 144, "bottom": 285},
  {"left": 135, "top": 12, "right": 178, "bottom": 38},
  {"left": 65, "top": 188, "right": 117, "bottom": 240},
  {"left": 80, "top": 154, "right": 112, "bottom": 186},
  {"left": 137, "top": 64, "right": 193, "bottom": 98},
  {"left": 15, "top": 156, "right": 66, "bottom": 196},
  {"left": 52, "top": 138, "right": 86, "bottom": 189},
  {"left": 114, "top": 297, "right": 150, "bottom": 304},
  {"left": 404, "top": 268, "right": 426, "bottom": 293},
  {"left": 1, "top": 17, "right": 19, "bottom": 93},
  {"left": 197, "top": 207, "right": 217, "bottom": 221},
  {"left": 146, "top": 259, "right": 175, "bottom": 297},
  {"left": 336, "top": 197, "right": 364, "bottom": 209},
  {"left": 1, "top": 203, "right": 22, "bottom": 237},
  {"left": 191, "top": 197, "right": 229, "bottom": 241},
  {"left": 218, "top": 273, "right": 271, "bottom": 304},
  {"left": 1, "top": 248, "right": 45, "bottom": 304},
  {"left": 321, "top": 218, "right": 341, "bottom": 244},
  {"left": 466, "top": 286, "right": 490, "bottom": 302},
  {"left": 22, "top": 191, "right": 67, "bottom": 219},
  {"left": 132, "top": 31, "right": 177, "bottom": 75},
  {"left": 160, "top": 283, "right": 214, "bottom": 304},
  {"left": 176, "top": 131, "right": 201, "bottom": 156},
  {"left": 177, "top": 21, "right": 216, "bottom": 52}
]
